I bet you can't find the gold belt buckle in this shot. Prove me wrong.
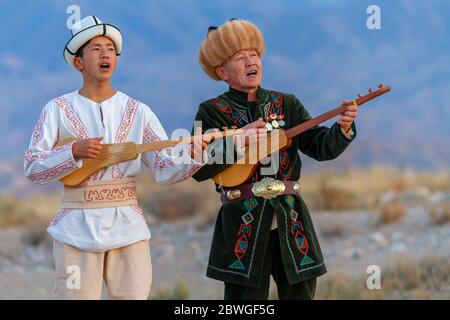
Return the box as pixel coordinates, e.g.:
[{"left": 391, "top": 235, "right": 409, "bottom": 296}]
[{"left": 251, "top": 177, "right": 286, "bottom": 199}]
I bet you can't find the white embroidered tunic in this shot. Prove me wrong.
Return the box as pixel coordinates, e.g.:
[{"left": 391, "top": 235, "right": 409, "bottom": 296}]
[{"left": 24, "top": 91, "right": 202, "bottom": 252}]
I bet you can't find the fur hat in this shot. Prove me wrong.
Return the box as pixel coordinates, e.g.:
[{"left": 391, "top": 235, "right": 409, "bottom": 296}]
[
  {"left": 64, "top": 16, "right": 122, "bottom": 68},
  {"left": 198, "top": 19, "right": 265, "bottom": 80}
]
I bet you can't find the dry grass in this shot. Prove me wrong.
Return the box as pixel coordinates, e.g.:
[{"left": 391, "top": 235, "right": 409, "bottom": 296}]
[
  {"left": 316, "top": 255, "right": 450, "bottom": 299},
  {"left": 140, "top": 254, "right": 450, "bottom": 299},
  {"left": 137, "top": 173, "right": 220, "bottom": 224},
  {"left": 382, "top": 255, "right": 450, "bottom": 299},
  {"left": 320, "top": 181, "right": 358, "bottom": 210},
  {"left": 0, "top": 191, "right": 63, "bottom": 229},
  {"left": 0, "top": 197, "right": 43, "bottom": 229},
  {"left": 377, "top": 202, "right": 407, "bottom": 225},
  {"left": 315, "top": 216, "right": 347, "bottom": 239},
  {"left": 429, "top": 201, "right": 450, "bottom": 225},
  {"left": 151, "top": 282, "right": 190, "bottom": 300},
  {"left": 0, "top": 173, "right": 221, "bottom": 228},
  {"left": 316, "top": 273, "right": 371, "bottom": 299},
  {"left": 1, "top": 167, "right": 449, "bottom": 229},
  {"left": 301, "top": 166, "right": 450, "bottom": 211}
]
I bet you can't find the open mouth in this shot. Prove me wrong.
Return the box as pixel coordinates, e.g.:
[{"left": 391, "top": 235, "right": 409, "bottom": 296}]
[
  {"left": 100, "top": 62, "right": 111, "bottom": 70},
  {"left": 246, "top": 70, "right": 258, "bottom": 77}
]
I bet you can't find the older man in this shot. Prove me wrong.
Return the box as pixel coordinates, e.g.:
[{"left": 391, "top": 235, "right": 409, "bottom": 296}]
[{"left": 192, "top": 19, "right": 357, "bottom": 300}]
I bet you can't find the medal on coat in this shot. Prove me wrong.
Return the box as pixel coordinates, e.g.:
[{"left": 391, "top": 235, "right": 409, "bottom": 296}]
[
  {"left": 278, "top": 114, "right": 285, "bottom": 127},
  {"left": 265, "top": 112, "right": 285, "bottom": 131}
]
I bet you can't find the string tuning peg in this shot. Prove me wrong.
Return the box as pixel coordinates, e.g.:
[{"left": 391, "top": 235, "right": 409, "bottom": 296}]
[
  {"left": 357, "top": 94, "right": 361, "bottom": 98},
  {"left": 369, "top": 88, "right": 373, "bottom": 93},
  {"left": 378, "top": 84, "right": 383, "bottom": 88}
]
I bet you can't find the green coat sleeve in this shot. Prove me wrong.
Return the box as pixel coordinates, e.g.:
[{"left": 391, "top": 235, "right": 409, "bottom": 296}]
[
  {"left": 291, "top": 95, "right": 357, "bottom": 161},
  {"left": 191, "top": 103, "right": 236, "bottom": 182}
]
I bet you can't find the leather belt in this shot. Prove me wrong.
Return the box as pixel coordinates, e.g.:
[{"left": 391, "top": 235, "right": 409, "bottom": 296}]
[{"left": 221, "top": 177, "right": 300, "bottom": 203}]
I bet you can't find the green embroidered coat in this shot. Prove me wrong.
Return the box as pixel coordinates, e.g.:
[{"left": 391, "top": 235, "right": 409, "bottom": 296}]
[{"left": 192, "top": 87, "right": 356, "bottom": 288}]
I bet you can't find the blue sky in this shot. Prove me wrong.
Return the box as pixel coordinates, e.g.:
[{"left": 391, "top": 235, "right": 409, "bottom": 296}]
[{"left": 0, "top": 0, "right": 449, "bottom": 170}]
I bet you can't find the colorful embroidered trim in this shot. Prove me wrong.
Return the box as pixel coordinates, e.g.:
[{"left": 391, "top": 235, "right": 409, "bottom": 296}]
[
  {"left": 229, "top": 198, "right": 259, "bottom": 270},
  {"left": 31, "top": 109, "right": 45, "bottom": 146},
  {"left": 285, "top": 195, "right": 315, "bottom": 268},
  {"left": 215, "top": 98, "right": 249, "bottom": 127},
  {"left": 279, "top": 150, "right": 291, "bottom": 180},
  {"left": 113, "top": 98, "right": 140, "bottom": 179},
  {"left": 54, "top": 96, "right": 90, "bottom": 139}
]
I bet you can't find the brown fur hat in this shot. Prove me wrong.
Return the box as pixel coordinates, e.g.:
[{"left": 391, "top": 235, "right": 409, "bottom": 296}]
[{"left": 198, "top": 19, "right": 265, "bottom": 80}]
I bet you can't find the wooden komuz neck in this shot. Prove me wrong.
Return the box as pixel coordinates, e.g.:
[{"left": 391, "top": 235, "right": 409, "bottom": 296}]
[{"left": 285, "top": 84, "right": 391, "bottom": 140}]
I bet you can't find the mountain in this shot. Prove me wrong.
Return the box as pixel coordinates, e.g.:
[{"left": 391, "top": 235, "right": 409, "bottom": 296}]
[{"left": 0, "top": 0, "right": 449, "bottom": 173}]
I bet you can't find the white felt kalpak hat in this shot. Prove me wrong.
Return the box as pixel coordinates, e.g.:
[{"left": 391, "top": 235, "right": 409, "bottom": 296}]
[{"left": 63, "top": 15, "right": 122, "bottom": 68}]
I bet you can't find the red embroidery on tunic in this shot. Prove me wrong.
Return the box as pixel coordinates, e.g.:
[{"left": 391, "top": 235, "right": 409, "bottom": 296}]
[
  {"left": 112, "top": 165, "right": 124, "bottom": 179},
  {"left": 29, "top": 158, "right": 78, "bottom": 183},
  {"left": 115, "top": 98, "right": 139, "bottom": 143},
  {"left": 24, "top": 149, "right": 33, "bottom": 169},
  {"left": 143, "top": 119, "right": 197, "bottom": 178},
  {"left": 111, "top": 98, "right": 139, "bottom": 179},
  {"left": 154, "top": 154, "right": 175, "bottom": 171},
  {"left": 144, "top": 124, "right": 160, "bottom": 143},
  {"left": 24, "top": 143, "right": 72, "bottom": 170},
  {"left": 90, "top": 170, "right": 103, "bottom": 181},
  {"left": 49, "top": 208, "right": 72, "bottom": 227},
  {"left": 54, "top": 97, "right": 90, "bottom": 139},
  {"left": 32, "top": 109, "right": 45, "bottom": 146},
  {"left": 174, "top": 164, "right": 202, "bottom": 183},
  {"left": 145, "top": 124, "right": 176, "bottom": 171},
  {"left": 131, "top": 205, "right": 144, "bottom": 217}
]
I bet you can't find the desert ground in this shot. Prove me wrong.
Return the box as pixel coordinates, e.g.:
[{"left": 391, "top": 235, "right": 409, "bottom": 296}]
[{"left": 1, "top": 167, "right": 449, "bottom": 299}]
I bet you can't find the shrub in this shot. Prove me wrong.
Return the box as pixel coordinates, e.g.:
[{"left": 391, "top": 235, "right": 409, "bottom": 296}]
[
  {"left": 429, "top": 201, "right": 450, "bottom": 225},
  {"left": 377, "top": 202, "right": 406, "bottom": 225}
]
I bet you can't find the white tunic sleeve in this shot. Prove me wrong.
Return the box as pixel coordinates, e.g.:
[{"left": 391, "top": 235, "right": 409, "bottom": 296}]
[
  {"left": 140, "top": 104, "right": 203, "bottom": 185},
  {"left": 24, "top": 101, "right": 82, "bottom": 184}
]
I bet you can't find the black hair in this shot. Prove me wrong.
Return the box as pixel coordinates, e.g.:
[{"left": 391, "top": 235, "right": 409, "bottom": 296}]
[{"left": 75, "top": 40, "right": 92, "bottom": 58}]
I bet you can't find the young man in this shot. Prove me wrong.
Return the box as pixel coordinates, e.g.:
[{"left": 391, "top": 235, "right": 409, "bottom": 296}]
[
  {"left": 192, "top": 19, "right": 358, "bottom": 299},
  {"left": 24, "top": 16, "right": 207, "bottom": 299}
]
